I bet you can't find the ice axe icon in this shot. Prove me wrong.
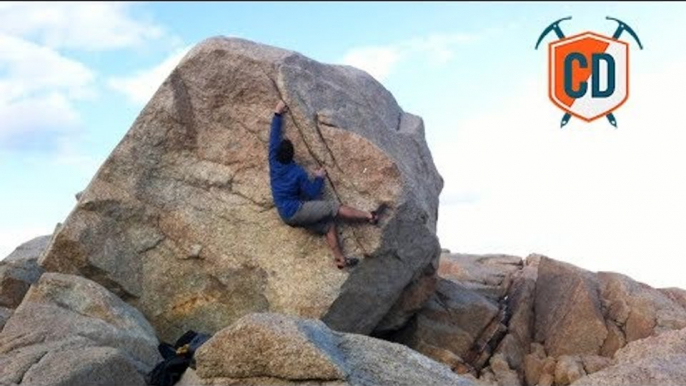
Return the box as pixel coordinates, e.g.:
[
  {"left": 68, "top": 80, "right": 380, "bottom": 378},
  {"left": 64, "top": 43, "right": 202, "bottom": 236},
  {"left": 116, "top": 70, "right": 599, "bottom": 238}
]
[{"left": 535, "top": 17, "right": 643, "bottom": 128}]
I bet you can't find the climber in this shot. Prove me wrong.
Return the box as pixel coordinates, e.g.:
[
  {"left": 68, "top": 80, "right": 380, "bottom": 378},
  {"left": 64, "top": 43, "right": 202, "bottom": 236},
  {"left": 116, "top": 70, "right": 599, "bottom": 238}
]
[{"left": 268, "top": 100, "right": 387, "bottom": 270}]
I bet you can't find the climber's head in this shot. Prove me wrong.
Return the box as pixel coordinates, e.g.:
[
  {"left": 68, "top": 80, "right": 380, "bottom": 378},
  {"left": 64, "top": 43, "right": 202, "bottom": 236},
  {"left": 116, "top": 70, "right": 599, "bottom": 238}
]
[{"left": 276, "top": 139, "right": 294, "bottom": 164}]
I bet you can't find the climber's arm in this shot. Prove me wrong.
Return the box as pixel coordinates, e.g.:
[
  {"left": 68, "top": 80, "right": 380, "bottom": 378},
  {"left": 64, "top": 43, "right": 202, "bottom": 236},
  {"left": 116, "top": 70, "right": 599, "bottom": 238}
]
[
  {"left": 268, "top": 101, "right": 288, "bottom": 163},
  {"left": 268, "top": 113, "right": 283, "bottom": 163}
]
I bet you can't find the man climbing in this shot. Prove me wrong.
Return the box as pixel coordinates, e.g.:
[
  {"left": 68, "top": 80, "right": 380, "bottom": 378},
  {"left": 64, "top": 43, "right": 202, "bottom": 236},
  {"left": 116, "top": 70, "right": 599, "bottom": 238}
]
[{"left": 268, "top": 100, "right": 386, "bottom": 269}]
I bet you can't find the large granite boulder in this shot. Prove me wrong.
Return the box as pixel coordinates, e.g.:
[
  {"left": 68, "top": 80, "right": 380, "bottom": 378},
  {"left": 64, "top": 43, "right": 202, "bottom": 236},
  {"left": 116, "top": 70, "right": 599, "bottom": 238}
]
[
  {"left": 38, "top": 37, "right": 443, "bottom": 341},
  {"left": 182, "top": 312, "right": 478, "bottom": 386},
  {"left": 0, "top": 273, "right": 160, "bottom": 386}
]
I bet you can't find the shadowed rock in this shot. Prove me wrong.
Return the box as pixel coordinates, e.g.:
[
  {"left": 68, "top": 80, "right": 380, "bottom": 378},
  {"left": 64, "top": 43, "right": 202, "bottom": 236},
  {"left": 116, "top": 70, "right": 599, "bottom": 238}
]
[{"left": 0, "top": 273, "right": 160, "bottom": 385}]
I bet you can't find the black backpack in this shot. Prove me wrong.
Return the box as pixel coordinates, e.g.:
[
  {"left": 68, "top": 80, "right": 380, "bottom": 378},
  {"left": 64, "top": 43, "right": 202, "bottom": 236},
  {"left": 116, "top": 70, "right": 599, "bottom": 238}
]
[{"left": 145, "top": 330, "right": 212, "bottom": 386}]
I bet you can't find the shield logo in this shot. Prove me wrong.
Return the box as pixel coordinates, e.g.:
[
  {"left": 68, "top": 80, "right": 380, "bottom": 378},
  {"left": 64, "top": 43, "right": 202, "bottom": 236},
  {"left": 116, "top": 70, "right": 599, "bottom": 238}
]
[{"left": 549, "top": 32, "right": 629, "bottom": 122}]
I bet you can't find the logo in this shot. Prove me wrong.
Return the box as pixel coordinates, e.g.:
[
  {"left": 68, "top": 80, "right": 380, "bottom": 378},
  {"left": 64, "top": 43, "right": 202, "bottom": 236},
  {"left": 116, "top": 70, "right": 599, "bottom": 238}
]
[{"left": 535, "top": 17, "right": 643, "bottom": 128}]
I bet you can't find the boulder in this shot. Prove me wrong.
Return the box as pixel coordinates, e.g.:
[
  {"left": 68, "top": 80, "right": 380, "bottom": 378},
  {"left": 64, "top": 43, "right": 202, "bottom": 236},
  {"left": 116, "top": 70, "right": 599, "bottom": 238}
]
[
  {"left": 0, "top": 235, "right": 50, "bottom": 310},
  {"left": 392, "top": 278, "right": 500, "bottom": 367},
  {"left": 0, "top": 273, "right": 160, "bottom": 385},
  {"left": 571, "top": 327, "right": 686, "bottom": 386},
  {"left": 599, "top": 272, "right": 686, "bottom": 343},
  {"left": 489, "top": 353, "right": 521, "bottom": 386},
  {"left": 20, "top": 347, "right": 147, "bottom": 386},
  {"left": 580, "top": 355, "right": 612, "bottom": 374},
  {"left": 534, "top": 256, "right": 607, "bottom": 357},
  {"left": 0, "top": 254, "right": 44, "bottom": 309},
  {"left": 190, "top": 312, "right": 478, "bottom": 386},
  {"left": 661, "top": 287, "right": 686, "bottom": 310},
  {"left": 195, "top": 313, "right": 346, "bottom": 380},
  {"left": 38, "top": 36, "right": 443, "bottom": 342},
  {"left": 523, "top": 347, "right": 555, "bottom": 386},
  {"left": 3, "top": 235, "right": 51, "bottom": 263},
  {"left": 554, "top": 355, "right": 586, "bottom": 386},
  {"left": 438, "top": 253, "right": 522, "bottom": 301},
  {"left": 0, "top": 306, "right": 11, "bottom": 331}
]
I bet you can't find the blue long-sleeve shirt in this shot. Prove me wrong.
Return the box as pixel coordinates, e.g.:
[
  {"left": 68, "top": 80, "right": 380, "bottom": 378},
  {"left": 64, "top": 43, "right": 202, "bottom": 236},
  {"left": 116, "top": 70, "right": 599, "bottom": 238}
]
[{"left": 269, "top": 113, "right": 325, "bottom": 220}]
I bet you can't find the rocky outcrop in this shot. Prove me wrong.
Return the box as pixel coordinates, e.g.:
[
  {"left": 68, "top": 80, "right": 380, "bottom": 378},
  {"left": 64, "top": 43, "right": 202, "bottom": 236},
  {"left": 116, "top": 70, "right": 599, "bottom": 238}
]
[
  {"left": 0, "top": 235, "right": 49, "bottom": 310},
  {"left": 598, "top": 271, "right": 686, "bottom": 349},
  {"left": 0, "top": 273, "right": 160, "bottom": 385},
  {"left": 38, "top": 36, "right": 443, "bottom": 342},
  {"left": 416, "top": 253, "right": 686, "bottom": 386},
  {"left": 182, "top": 312, "right": 478, "bottom": 386},
  {"left": 572, "top": 327, "right": 686, "bottom": 386}
]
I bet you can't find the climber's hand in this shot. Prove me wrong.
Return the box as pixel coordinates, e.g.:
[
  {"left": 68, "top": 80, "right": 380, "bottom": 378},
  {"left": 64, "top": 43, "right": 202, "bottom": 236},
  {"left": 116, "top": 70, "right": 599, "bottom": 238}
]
[
  {"left": 314, "top": 167, "right": 327, "bottom": 178},
  {"left": 275, "top": 100, "right": 288, "bottom": 115}
]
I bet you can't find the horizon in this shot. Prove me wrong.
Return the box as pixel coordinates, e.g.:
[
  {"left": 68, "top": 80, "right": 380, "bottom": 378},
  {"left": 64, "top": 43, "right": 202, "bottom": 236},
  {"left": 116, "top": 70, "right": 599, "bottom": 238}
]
[{"left": 2, "top": 2, "right": 685, "bottom": 290}]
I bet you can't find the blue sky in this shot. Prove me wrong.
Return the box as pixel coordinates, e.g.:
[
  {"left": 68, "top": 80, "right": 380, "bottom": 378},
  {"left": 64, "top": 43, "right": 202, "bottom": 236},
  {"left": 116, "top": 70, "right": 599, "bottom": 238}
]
[{"left": 2, "top": 2, "right": 686, "bottom": 289}]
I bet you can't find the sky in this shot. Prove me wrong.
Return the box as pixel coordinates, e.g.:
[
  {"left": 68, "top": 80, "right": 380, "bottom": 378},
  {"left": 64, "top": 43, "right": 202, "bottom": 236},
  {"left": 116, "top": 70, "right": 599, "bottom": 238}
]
[{"left": 2, "top": 2, "right": 686, "bottom": 289}]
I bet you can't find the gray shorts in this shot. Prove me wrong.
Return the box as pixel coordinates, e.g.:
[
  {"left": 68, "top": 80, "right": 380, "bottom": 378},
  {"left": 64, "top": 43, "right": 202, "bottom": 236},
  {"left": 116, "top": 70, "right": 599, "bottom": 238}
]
[{"left": 285, "top": 200, "right": 340, "bottom": 235}]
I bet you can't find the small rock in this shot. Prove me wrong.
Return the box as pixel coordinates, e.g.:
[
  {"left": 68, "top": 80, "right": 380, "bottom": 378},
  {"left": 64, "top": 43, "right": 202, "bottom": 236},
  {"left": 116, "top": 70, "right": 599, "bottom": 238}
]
[
  {"left": 531, "top": 342, "right": 546, "bottom": 359},
  {"left": 580, "top": 355, "right": 612, "bottom": 374},
  {"left": 479, "top": 367, "right": 498, "bottom": 385},
  {"left": 538, "top": 373, "right": 554, "bottom": 386},
  {"left": 523, "top": 354, "right": 544, "bottom": 386},
  {"left": 188, "top": 244, "right": 203, "bottom": 259},
  {"left": 554, "top": 355, "right": 586, "bottom": 386},
  {"left": 490, "top": 353, "right": 521, "bottom": 386}
]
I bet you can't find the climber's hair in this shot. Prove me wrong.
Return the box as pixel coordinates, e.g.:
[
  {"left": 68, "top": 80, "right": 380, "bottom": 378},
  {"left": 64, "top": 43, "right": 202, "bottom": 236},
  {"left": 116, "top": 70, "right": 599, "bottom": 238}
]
[{"left": 276, "top": 139, "right": 294, "bottom": 164}]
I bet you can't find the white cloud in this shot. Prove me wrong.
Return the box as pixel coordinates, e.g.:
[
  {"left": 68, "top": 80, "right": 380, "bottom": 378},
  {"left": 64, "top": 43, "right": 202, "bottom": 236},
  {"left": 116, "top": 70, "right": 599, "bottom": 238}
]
[
  {"left": 0, "top": 34, "right": 94, "bottom": 149},
  {"left": 341, "top": 46, "right": 402, "bottom": 82},
  {"left": 0, "top": 2, "right": 163, "bottom": 51},
  {"left": 0, "top": 93, "right": 81, "bottom": 147},
  {"left": 341, "top": 33, "right": 476, "bottom": 82},
  {"left": 0, "top": 34, "right": 95, "bottom": 101},
  {"left": 434, "top": 56, "right": 686, "bottom": 289},
  {"left": 108, "top": 46, "right": 192, "bottom": 104}
]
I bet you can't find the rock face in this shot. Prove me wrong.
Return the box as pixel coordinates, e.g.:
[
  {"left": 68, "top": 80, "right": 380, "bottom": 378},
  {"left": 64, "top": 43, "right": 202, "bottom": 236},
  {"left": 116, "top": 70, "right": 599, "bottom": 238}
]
[
  {"left": 0, "top": 261, "right": 43, "bottom": 310},
  {"left": 3, "top": 235, "right": 51, "bottom": 263},
  {"left": 185, "top": 312, "right": 478, "bottom": 386},
  {"left": 415, "top": 253, "right": 686, "bottom": 386},
  {"left": 438, "top": 253, "right": 521, "bottom": 301},
  {"left": 0, "top": 273, "right": 160, "bottom": 386},
  {"left": 0, "top": 235, "right": 49, "bottom": 310},
  {"left": 391, "top": 278, "right": 501, "bottom": 372},
  {"left": 0, "top": 307, "right": 11, "bottom": 330},
  {"left": 572, "top": 327, "right": 686, "bottom": 386},
  {"left": 534, "top": 256, "right": 608, "bottom": 357},
  {"left": 38, "top": 36, "right": 443, "bottom": 341}
]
